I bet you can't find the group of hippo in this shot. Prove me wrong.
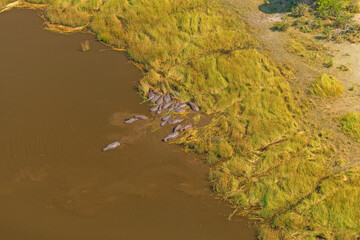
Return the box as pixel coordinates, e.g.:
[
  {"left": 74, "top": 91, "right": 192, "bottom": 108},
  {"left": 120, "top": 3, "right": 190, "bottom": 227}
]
[{"left": 102, "top": 89, "right": 199, "bottom": 151}]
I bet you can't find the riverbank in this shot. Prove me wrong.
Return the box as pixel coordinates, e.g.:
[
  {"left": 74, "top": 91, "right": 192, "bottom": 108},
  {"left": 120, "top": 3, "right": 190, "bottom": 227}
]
[{"left": 1, "top": 0, "right": 359, "bottom": 239}]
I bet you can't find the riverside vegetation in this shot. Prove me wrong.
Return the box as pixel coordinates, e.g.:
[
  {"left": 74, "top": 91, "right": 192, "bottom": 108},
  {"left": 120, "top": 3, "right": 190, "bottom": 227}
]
[{"left": 1, "top": 0, "right": 360, "bottom": 239}]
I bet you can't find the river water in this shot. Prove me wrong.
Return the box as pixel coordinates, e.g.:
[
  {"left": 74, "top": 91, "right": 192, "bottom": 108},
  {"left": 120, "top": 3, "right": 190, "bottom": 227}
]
[{"left": 0, "top": 9, "right": 256, "bottom": 240}]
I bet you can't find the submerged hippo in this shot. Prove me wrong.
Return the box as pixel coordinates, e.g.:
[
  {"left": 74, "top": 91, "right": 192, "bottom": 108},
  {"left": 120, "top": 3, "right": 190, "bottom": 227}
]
[
  {"left": 173, "top": 107, "right": 185, "bottom": 113},
  {"left": 162, "top": 131, "right": 179, "bottom": 142},
  {"left": 102, "top": 141, "right": 120, "bottom": 152},
  {"left": 134, "top": 115, "right": 148, "bottom": 120},
  {"left": 164, "top": 93, "right": 171, "bottom": 103},
  {"left": 147, "top": 90, "right": 155, "bottom": 100},
  {"left": 124, "top": 118, "right": 138, "bottom": 123},
  {"left": 173, "top": 124, "right": 182, "bottom": 132},
  {"left": 180, "top": 124, "right": 192, "bottom": 132},
  {"left": 167, "top": 119, "right": 184, "bottom": 124},
  {"left": 162, "top": 102, "right": 172, "bottom": 109},
  {"left": 155, "top": 96, "right": 164, "bottom": 105},
  {"left": 156, "top": 106, "right": 162, "bottom": 115},
  {"left": 187, "top": 102, "right": 199, "bottom": 112},
  {"left": 178, "top": 103, "right": 187, "bottom": 108},
  {"left": 150, "top": 105, "right": 160, "bottom": 112},
  {"left": 150, "top": 95, "right": 161, "bottom": 103},
  {"left": 161, "top": 113, "right": 172, "bottom": 121}
]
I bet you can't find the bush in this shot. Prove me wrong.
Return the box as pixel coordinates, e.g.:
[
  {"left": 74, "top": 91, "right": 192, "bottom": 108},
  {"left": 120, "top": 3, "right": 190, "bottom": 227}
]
[
  {"left": 292, "top": 3, "right": 310, "bottom": 17},
  {"left": 273, "top": 21, "right": 290, "bottom": 31},
  {"left": 317, "top": 0, "right": 351, "bottom": 18}
]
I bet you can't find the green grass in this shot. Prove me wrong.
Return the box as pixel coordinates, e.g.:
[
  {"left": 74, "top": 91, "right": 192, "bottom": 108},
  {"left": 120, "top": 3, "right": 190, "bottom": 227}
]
[
  {"left": 309, "top": 74, "right": 344, "bottom": 97},
  {"left": 340, "top": 113, "right": 360, "bottom": 140},
  {"left": 14, "top": 0, "right": 360, "bottom": 238}
]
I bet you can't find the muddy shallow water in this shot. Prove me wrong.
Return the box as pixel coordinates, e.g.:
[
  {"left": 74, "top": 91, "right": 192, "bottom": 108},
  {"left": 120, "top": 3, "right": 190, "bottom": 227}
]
[{"left": 0, "top": 9, "right": 256, "bottom": 240}]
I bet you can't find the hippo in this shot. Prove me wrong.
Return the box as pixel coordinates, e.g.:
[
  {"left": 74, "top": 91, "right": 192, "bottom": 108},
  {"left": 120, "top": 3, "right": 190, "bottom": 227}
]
[
  {"left": 152, "top": 90, "right": 162, "bottom": 95},
  {"left": 162, "top": 102, "right": 172, "bottom": 109},
  {"left": 173, "top": 107, "right": 185, "bottom": 113},
  {"left": 155, "top": 96, "right": 164, "bottom": 105},
  {"left": 167, "top": 119, "right": 184, "bottom": 124},
  {"left": 150, "top": 105, "right": 160, "bottom": 112},
  {"left": 150, "top": 95, "right": 161, "bottom": 103},
  {"left": 164, "top": 93, "right": 171, "bottom": 103},
  {"left": 134, "top": 115, "right": 148, "bottom": 120},
  {"left": 160, "top": 121, "right": 167, "bottom": 127},
  {"left": 180, "top": 124, "right": 192, "bottom": 132},
  {"left": 147, "top": 90, "right": 155, "bottom": 100},
  {"left": 173, "top": 124, "right": 182, "bottom": 132},
  {"left": 161, "top": 114, "right": 172, "bottom": 121},
  {"left": 102, "top": 141, "right": 120, "bottom": 152},
  {"left": 162, "top": 131, "right": 179, "bottom": 142},
  {"left": 124, "top": 118, "right": 138, "bottom": 123},
  {"left": 156, "top": 107, "right": 162, "bottom": 115},
  {"left": 178, "top": 103, "right": 187, "bottom": 108},
  {"left": 187, "top": 102, "right": 199, "bottom": 112}
]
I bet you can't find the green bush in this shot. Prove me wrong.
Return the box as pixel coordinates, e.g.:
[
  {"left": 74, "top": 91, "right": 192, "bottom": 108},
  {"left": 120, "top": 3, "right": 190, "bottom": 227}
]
[
  {"left": 317, "top": 0, "right": 351, "bottom": 18},
  {"left": 292, "top": 3, "right": 310, "bottom": 17},
  {"left": 273, "top": 21, "right": 290, "bottom": 31}
]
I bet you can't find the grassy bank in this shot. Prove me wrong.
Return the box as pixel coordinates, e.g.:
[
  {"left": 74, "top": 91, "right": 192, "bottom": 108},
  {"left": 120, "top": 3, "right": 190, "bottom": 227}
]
[{"left": 3, "top": 0, "right": 360, "bottom": 239}]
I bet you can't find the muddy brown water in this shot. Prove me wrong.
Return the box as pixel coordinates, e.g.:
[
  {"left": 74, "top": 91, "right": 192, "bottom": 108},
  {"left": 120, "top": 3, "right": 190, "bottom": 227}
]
[{"left": 0, "top": 9, "right": 256, "bottom": 240}]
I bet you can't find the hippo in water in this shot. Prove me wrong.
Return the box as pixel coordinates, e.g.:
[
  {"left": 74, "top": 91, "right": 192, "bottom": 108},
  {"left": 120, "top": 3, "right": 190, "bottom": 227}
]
[
  {"left": 150, "top": 105, "right": 160, "bottom": 112},
  {"left": 161, "top": 113, "right": 172, "bottom": 121},
  {"left": 178, "top": 103, "right": 187, "bottom": 108},
  {"left": 102, "top": 141, "right": 120, "bottom": 152},
  {"left": 155, "top": 96, "right": 164, "bottom": 105},
  {"left": 180, "top": 124, "right": 192, "bottom": 132},
  {"left": 147, "top": 90, "right": 155, "bottom": 100},
  {"left": 150, "top": 95, "right": 161, "bottom": 103},
  {"left": 162, "top": 102, "right": 172, "bottom": 109},
  {"left": 124, "top": 118, "right": 138, "bottom": 123},
  {"left": 162, "top": 131, "right": 179, "bottom": 142},
  {"left": 173, "top": 124, "right": 182, "bottom": 132},
  {"left": 156, "top": 106, "right": 162, "bottom": 115},
  {"left": 187, "top": 102, "right": 199, "bottom": 112},
  {"left": 164, "top": 93, "right": 171, "bottom": 103},
  {"left": 134, "top": 115, "right": 148, "bottom": 120},
  {"left": 173, "top": 107, "right": 185, "bottom": 113},
  {"left": 167, "top": 119, "right": 184, "bottom": 124},
  {"left": 160, "top": 121, "right": 167, "bottom": 127}
]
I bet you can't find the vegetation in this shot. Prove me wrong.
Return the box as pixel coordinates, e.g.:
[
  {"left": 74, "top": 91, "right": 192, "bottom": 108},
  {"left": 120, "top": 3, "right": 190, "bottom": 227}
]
[
  {"left": 273, "top": 20, "right": 290, "bottom": 31},
  {"left": 340, "top": 113, "right": 360, "bottom": 140},
  {"left": 269, "top": 0, "right": 360, "bottom": 42},
  {"left": 80, "top": 40, "right": 90, "bottom": 52},
  {"left": 285, "top": 34, "right": 331, "bottom": 63},
  {"left": 309, "top": 74, "right": 344, "bottom": 97},
  {"left": 3, "top": 0, "right": 360, "bottom": 239},
  {"left": 0, "top": 0, "right": 16, "bottom": 10}
]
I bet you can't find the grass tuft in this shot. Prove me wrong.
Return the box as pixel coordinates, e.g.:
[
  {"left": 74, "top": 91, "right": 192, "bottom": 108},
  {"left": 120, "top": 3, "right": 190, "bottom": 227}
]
[
  {"left": 340, "top": 113, "right": 360, "bottom": 140},
  {"left": 309, "top": 74, "right": 344, "bottom": 97}
]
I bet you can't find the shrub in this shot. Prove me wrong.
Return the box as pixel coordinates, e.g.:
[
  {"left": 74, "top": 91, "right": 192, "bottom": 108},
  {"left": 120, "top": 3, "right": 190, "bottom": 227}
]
[
  {"left": 292, "top": 3, "right": 310, "bottom": 17},
  {"left": 309, "top": 74, "right": 344, "bottom": 97},
  {"left": 317, "top": 0, "right": 351, "bottom": 18},
  {"left": 273, "top": 21, "right": 290, "bottom": 31}
]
